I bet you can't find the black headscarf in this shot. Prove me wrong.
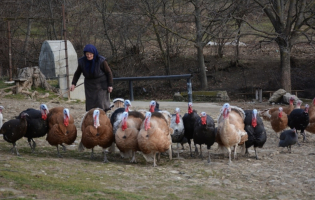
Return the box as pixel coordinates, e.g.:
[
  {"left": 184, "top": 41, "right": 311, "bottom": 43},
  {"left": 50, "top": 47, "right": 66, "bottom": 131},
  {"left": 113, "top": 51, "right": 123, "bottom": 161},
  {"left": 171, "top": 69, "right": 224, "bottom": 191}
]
[{"left": 83, "top": 44, "right": 98, "bottom": 75}]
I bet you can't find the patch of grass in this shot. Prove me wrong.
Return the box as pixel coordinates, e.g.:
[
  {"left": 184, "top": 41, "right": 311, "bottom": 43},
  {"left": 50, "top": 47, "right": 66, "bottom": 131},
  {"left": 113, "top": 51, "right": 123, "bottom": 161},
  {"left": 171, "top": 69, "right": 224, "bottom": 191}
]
[
  {"left": 0, "top": 190, "right": 15, "bottom": 198},
  {"left": 0, "top": 81, "right": 10, "bottom": 89},
  {"left": 5, "top": 93, "right": 26, "bottom": 100},
  {"left": 0, "top": 79, "right": 15, "bottom": 92},
  {"left": 173, "top": 163, "right": 181, "bottom": 168},
  {"left": 211, "top": 169, "right": 223, "bottom": 179},
  {"left": 189, "top": 185, "right": 218, "bottom": 199},
  {"left": 1, "top": 170, "right": 149, "bottom": 200},
  {"left": 47, "top": 79, "right": 59, "bottom": 88},
  {"left": 167, "top": 193, "right": 180, "bottom": 200}
]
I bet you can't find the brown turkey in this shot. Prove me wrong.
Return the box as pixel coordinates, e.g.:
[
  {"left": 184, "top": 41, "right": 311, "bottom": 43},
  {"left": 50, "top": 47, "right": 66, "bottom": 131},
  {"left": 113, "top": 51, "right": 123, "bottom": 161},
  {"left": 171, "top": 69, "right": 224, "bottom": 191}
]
[
  {"left": 79, "top": 108, "right": 114, "bottom": 162},
  {"left": 115, "top": 111, "right": 144, "bottom": 163},
  {"left": 46, "top": 107, "right": 77, "bottom": 157}
]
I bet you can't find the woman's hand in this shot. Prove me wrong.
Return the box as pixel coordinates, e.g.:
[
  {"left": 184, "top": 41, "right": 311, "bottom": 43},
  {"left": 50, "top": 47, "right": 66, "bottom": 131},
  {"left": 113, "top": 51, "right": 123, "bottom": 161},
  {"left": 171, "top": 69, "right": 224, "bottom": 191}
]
[
  {"left": 70, "top": 84, "right": 75, "bottom": 91},
  {"left": 108, "top": 86, "right": 113, "bottom": 93}
]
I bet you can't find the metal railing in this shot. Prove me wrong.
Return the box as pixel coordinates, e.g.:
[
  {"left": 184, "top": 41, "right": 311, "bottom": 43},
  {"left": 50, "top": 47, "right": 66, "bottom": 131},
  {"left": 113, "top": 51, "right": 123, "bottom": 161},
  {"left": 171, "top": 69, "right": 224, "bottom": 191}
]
[{"left": 113, "top": 74, "right": 193, "bottom": 101}]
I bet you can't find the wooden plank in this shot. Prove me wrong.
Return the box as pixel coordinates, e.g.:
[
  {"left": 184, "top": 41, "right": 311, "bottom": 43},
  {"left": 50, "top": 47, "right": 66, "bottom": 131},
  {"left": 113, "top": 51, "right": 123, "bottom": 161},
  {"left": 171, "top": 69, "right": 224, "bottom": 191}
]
[{"left": 0, "top": 85, "right": 17, "bottom": 91}]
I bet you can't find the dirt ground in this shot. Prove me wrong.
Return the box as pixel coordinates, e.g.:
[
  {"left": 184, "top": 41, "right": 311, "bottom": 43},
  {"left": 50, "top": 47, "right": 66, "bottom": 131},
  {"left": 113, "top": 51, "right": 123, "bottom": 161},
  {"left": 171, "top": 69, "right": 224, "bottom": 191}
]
[{"left": 1, "top": 98, "right": 315, "bottom": 199}]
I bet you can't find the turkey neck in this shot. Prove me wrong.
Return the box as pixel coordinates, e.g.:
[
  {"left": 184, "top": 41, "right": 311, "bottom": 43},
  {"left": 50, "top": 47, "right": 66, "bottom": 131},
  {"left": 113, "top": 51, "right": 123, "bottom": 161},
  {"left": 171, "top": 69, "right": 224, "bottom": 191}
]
[
  {"left": 309, "top": 102, "right": 315, "bottom": 117},
  {"left": 221, "top": 115, "right": 232, "bottom": 135},
  {"left": 21, "top": 117, "right": 28, "bottom": 128},
  {"left": 288, "top": 102, "right": 294, "bottom": 112},
  {"left": 0, "top": 113, "right": 3, "bottom": 128}
]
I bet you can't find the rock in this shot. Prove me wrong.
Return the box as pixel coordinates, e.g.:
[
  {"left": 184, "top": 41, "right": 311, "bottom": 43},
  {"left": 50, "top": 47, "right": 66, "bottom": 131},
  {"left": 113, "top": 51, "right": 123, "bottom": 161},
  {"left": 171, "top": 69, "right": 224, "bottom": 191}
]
[
  {"left": 16, "top": 66, "right": 59, "bottom": 93},
  {"left": 173, "top": 92, "right": 185, "bottom": 102},
  {"left": 282, "top": 93, "right": 299, "bottom": 104},
  {"left": 268, "top": 180, "right": 281, "bottom": 185},
  {"left": 223, "top": 179, "right": 232, "bottom": 185},
  {"left": 208, "top": 178, "right": 221, "bottom": 185},
  {"left": 216, "top": 91, "right": 230, "bottom": 101},
  {"left": 305, "top": 178, "right": 315, "bottom": 183},
  {"left": 277, "top": 195, "right": 291, "bottom": 200},
  {"left": 268, "top": 89, "right": 287, "bottom": 103}
]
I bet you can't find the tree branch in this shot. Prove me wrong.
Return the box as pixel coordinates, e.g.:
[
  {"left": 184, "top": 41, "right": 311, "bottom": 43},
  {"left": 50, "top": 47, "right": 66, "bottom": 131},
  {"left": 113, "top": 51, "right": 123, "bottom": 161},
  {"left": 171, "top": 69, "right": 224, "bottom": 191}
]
[
  {"left": 232, "top": 16, "right": 277, "bottom": 38},
  {"left": 285, "top": 0, "right": 296, "bottom": 35},
  {"left": 253, "top": 0, "right": 278, "bottom": 29}
]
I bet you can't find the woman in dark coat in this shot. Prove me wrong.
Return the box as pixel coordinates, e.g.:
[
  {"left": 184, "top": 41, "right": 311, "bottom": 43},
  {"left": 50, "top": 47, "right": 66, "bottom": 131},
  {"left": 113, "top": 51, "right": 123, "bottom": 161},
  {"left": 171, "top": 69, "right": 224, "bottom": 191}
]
[{"left": 70, "top": 44, "right": 113, "bottom": 112}]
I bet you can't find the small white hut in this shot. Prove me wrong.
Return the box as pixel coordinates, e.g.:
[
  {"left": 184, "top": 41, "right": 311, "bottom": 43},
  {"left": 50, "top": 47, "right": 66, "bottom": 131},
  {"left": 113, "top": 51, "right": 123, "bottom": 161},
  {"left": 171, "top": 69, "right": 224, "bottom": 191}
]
[{"left": 38, "top": 40, "right": 85, "bottom": 101}]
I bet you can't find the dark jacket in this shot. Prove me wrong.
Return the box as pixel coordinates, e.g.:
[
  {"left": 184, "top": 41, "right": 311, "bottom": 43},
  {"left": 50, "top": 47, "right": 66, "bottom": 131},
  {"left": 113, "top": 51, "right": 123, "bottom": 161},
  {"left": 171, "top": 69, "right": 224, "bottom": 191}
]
[{"left": 72, "top": 55, "right": 113, "bottom": 89}]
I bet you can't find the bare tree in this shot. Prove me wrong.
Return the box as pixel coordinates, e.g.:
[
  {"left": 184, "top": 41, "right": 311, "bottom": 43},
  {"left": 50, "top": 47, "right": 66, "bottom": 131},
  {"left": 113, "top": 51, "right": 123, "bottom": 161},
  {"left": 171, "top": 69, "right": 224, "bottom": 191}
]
[
  {"left": 152, "top": 0, "right": 236, "bottom": 90},
  {"left": 231, "top": 0, "right": 252, "bottom": 66},
  {"left": 137, "top": 0, "right": 173, "bottom": 76},
  {"left": 23, "top": 0, "right": 34, "bottom": 59},
  {"left": 94, "top": 0, "right": 118, "bottom": 58},
  {"left": 240, "top": 0, "right": 315, "bottom": 92}
]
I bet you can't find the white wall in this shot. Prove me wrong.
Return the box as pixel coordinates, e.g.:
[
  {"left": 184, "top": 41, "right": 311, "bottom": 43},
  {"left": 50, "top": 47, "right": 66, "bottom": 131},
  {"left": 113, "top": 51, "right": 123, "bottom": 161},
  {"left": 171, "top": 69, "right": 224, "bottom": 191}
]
[{"left": 39, "top": 40, "right": 85, "bottom": 101}]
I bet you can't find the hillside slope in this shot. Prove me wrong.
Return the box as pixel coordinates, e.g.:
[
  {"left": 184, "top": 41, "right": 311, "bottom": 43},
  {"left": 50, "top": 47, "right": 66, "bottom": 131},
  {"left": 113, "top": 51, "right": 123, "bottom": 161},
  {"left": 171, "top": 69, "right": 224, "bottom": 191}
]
[{"left": 111, "top": 43, "right": 315, "bottom": 101}]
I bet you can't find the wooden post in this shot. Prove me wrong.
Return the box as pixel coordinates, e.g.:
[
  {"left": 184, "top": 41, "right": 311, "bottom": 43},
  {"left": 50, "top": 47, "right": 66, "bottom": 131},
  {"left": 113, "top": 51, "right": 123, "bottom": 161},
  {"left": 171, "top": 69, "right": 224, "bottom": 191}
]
[
  {"left": 15, "top": 80, "right": 19, "bottom": 94},
  {"left": 187, "top": 77, "right": 192, "bottom": 102},
  {"left": 259, "top": 88, "right": 262, "bottom": 103},
  {"left": 129, "top": 80, "right": 134, "bottom": 101},
  {"left": 255, "top": 89, "right": 258, "bottom": 100},
  {"left": 8, "top": 21, "right": 12, "bottom": 81},
  {"left": 62, "top": 3, "right": 70, "bottom": 101},
  {"left": 14, "top": 79, "right": 27, "bottom": 94}
]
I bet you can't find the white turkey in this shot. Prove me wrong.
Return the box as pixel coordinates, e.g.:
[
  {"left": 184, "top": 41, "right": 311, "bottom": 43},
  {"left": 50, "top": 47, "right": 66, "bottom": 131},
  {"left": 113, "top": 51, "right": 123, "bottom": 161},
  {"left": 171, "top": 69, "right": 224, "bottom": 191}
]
[{"left": 170, "top": 108, "right": 185, "bottom": 158}]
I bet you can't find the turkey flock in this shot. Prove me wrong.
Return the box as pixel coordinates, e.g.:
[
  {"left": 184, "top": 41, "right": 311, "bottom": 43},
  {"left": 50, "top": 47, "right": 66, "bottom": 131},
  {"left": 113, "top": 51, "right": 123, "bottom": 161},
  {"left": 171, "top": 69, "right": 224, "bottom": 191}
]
[{"left": 0, "top": 97, "right": 314, "bottom": 167}]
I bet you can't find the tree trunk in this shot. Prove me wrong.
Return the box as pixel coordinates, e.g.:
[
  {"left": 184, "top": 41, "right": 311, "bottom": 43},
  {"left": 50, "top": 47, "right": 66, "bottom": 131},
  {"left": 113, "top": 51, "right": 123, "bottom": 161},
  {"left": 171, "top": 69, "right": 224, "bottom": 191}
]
[
  {"left": 194, "top": 0, "right": 207, "bottom": 90},
  {"left": 23, "top": 0, "right": 33, "bottom": 61},
  {"left": 279, "top": 46, "right": 291, "bottom": 93},
  {"left": 48, "top": 0, "right": 58, "bottom": 40},
  {"left": 235, "top": 21, "right": 242, "bottom": 67},
  {"left": 23, "top": 19, "right": 32, "bottom": 56},
  {"left": 163, "top": 2, "right": 171, "bottom": 77},
  {"left": 196, "top": 45, "right": 207, "bottom": 90},
  {"left": 102, "top": 15, "right": 116, "bottom": 57},
  {"left": 99, "top": 1, "right": 116, "bottom": 58},
  {"left": 217, "top": 41, "right": 224, "bottom": 58}
]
